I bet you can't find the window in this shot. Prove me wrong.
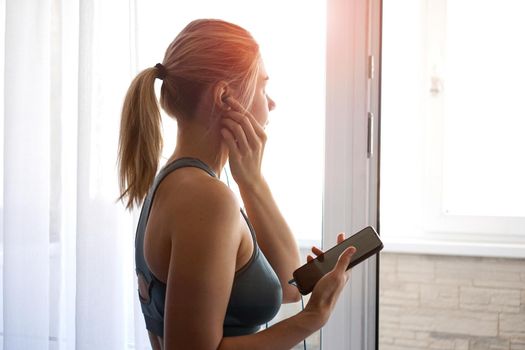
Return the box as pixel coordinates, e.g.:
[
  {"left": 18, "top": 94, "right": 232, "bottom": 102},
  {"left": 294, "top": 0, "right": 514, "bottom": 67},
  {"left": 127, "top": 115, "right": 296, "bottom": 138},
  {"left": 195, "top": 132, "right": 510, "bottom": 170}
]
[{"left": 381, "top": 0, "right": 525, "bottom": 257}]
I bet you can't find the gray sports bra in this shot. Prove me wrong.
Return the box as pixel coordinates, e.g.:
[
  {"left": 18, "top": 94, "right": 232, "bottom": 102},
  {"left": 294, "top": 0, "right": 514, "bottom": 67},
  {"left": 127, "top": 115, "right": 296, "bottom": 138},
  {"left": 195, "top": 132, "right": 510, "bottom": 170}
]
[{"left": 135, "top": 158, "right": 282, "bottom": 337}]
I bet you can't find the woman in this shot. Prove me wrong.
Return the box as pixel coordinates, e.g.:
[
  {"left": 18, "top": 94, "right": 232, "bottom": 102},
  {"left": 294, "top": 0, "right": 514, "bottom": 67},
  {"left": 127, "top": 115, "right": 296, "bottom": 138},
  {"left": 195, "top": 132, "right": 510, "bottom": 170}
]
[{"left": 118, "top": 19, "right": 356, "bottom": 350}]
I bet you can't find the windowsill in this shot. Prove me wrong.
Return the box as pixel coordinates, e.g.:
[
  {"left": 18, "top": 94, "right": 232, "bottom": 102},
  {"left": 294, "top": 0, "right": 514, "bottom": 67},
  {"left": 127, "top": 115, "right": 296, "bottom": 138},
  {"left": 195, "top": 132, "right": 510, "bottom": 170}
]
[{"left": 382, "top": 237, "right": 525, "bottom": 259}]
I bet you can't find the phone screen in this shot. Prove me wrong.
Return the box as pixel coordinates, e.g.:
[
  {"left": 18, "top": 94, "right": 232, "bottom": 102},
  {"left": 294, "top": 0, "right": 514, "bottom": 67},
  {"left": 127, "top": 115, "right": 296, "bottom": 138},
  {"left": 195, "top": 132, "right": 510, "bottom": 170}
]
[{"left": 292, "top": 226, "right": 383, "bottom": 294}]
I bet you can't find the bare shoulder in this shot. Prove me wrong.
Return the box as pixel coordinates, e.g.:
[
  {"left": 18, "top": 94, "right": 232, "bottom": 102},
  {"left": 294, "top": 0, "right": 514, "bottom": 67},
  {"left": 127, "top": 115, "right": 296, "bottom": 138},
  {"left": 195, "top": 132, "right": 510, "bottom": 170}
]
[
  {"left": 154, "top": 167, "right": 241, "bottom": 239},
  {"left": 145, "top": 167, "right": 242, "bottom": 283}
]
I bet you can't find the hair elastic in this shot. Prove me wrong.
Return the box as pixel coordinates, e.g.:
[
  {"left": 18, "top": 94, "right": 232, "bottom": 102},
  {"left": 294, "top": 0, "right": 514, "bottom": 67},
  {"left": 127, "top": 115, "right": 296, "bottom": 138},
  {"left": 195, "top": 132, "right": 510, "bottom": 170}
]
[{"left": 155, "top": 63, "right": 167, "bottom": 80}]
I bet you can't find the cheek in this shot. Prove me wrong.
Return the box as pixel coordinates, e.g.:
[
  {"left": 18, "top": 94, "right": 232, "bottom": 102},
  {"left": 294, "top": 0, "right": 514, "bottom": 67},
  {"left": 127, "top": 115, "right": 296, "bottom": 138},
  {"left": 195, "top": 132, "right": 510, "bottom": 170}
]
[
  {"left": 251, "top": 95, "right": 269, "bottom": 125},
  {"left": 256, "top": 104, "right": 269, "bottom": 125}
]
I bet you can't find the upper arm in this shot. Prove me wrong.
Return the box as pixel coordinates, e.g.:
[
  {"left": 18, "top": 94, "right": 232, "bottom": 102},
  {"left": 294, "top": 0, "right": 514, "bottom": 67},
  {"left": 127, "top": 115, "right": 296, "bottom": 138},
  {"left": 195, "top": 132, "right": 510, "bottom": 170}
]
[{"left": 163, "top": 182, "right": 241, "bottom": 350}]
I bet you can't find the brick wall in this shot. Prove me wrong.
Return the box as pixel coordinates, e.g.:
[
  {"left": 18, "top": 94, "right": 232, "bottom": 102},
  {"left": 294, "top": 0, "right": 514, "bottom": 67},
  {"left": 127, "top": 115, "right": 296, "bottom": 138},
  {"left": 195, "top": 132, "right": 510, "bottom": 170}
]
[{"left": 380, "top": 253, "right": 525, "bottom": 350}]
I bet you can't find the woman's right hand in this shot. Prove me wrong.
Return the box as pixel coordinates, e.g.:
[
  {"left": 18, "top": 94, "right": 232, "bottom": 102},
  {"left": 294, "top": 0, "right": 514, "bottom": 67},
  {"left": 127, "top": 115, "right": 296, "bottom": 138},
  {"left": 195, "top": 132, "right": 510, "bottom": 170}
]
[
  {"left": 220, "top": 96, "right": 267, "bottom": 191},
  {"left": 303, "top": 239, "right": 356, "bottom": 328}
]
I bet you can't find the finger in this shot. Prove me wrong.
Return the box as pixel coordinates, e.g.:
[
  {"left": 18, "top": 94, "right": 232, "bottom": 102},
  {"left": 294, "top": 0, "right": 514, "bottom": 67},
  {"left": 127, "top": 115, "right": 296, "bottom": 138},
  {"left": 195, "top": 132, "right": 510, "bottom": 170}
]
[
  {"left": 247, "top": 113, "right": 267, "bottom": 139},
  {"left": 222, "top": 111, "right": 260, "bottom": 149},
  {"left": 222, "top": 108, "right": 247, "bottom": 124},
  {"left": 221, "top": 118, "right": 249, "bottom": 152},
  {"left": 334, "top": 246, "right": 356, "bottom": 274},
  {"left": 224, "top": 96, "right": 249, "bottom": 115},
  {"left": 311, "top": 246, "right": 323, "bottom": 256},
  {"left": 220, "top": 128, "right": 240, "bottom": 156},
  {"left": 224, "top": 97, "right": 266, "bottom": 138},
  {"left": 337, "top": 232, "right": 345, "bottom": 244},
  {"left": 307, "top": 255, "right": 314, "bottom": 262},
  {"left": 223, "top": 107, "right": 265, "bottom": 144}
]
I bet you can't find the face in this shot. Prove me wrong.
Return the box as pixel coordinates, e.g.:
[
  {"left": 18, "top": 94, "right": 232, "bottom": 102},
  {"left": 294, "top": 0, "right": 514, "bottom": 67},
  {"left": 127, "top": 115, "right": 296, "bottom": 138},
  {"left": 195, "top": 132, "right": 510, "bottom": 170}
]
[{"left": 249, "top": 58, "right": 276, "bottom": 127}]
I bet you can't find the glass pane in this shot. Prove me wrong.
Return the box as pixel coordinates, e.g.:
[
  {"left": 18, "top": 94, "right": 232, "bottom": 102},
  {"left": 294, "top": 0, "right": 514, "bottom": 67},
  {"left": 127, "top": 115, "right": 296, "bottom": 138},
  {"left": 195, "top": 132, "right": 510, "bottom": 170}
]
[
  {"left": 135, "top": 1, "right": 325, "bottom": 349},
  {"left": 442, "top": 0, "right": 525, "bottom": 217},
  {"left": 379, "top": 0, "right": 427, "bottom": 239}
]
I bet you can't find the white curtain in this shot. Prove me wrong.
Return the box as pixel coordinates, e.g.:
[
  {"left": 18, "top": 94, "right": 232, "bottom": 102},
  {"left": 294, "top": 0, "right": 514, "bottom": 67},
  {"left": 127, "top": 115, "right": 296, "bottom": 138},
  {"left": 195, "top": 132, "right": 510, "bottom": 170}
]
[{"left": 1, "top": 0, "right": 149, "bottom": 349}]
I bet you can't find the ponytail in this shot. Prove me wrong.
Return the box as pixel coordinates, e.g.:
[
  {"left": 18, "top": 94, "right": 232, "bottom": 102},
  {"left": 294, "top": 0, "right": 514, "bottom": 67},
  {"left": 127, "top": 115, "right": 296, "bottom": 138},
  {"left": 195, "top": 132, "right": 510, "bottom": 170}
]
[
  {"left": 118, "top": 67, "right": 163, "bottom": 209},
  {"left": 118, "top": 19, "right": 261, "bottom": 210}
]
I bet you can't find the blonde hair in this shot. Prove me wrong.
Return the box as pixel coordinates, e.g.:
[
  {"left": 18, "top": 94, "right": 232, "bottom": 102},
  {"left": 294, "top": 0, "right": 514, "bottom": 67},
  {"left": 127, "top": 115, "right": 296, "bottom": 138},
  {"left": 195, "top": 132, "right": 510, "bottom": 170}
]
[{"left": 118, "top": 19, "right": 261, "bottom": 209}]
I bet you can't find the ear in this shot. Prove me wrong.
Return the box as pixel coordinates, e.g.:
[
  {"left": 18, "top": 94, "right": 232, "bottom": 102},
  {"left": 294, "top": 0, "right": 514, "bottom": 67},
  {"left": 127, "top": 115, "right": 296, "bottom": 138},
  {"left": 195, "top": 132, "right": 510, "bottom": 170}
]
[{"left": 212, "top": 81, "right": 231, "bottom": 110}]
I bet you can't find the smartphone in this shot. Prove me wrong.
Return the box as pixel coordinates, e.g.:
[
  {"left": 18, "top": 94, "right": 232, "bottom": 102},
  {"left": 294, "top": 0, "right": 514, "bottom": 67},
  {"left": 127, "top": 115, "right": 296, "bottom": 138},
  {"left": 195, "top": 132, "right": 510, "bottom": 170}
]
[{"left": 291, "top": 226, "right": 383, "bottom": 295}]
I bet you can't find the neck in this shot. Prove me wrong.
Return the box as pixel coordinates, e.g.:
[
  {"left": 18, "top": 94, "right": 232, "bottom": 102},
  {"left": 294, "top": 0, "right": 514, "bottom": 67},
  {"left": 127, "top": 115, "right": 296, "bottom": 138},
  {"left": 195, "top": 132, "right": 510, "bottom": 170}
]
[{"left": 168, "top": 121, "right": 228, "bottom": 176}]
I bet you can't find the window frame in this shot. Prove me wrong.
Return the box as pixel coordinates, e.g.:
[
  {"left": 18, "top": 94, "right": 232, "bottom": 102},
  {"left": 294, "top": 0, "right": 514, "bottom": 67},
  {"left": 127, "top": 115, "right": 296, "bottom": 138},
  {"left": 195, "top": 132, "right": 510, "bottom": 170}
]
[{"left": 322, "top": 0, "right": 381, "bottom": 348}]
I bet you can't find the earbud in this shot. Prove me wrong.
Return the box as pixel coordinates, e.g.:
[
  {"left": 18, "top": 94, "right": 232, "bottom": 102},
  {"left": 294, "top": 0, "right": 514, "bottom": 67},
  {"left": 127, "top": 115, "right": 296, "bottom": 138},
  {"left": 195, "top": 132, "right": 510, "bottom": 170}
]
[{"left": 220, "top": 93, "right": 231, "bottom": 110}]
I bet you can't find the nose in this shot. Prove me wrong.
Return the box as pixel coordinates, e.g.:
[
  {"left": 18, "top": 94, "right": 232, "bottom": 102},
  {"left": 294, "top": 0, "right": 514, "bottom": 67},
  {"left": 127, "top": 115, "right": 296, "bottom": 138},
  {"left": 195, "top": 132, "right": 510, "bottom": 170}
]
[{"left": 267, "top": 95, "right": 276, "bottom": 111}]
